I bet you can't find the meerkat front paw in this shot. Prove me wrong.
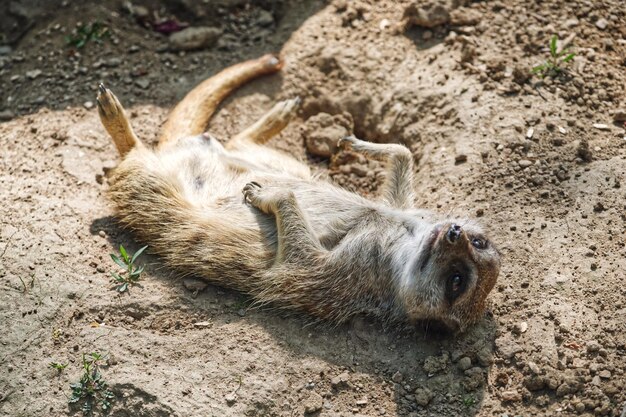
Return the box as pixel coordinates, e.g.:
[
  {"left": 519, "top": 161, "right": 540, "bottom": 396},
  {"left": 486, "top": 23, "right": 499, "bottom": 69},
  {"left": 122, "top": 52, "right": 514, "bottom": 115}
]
[
  {"left": 243, "top": 181, "right": 270, "bottom": 213},
  {"left": 243, "top": 182, "right": 293, "bottom": 214}
]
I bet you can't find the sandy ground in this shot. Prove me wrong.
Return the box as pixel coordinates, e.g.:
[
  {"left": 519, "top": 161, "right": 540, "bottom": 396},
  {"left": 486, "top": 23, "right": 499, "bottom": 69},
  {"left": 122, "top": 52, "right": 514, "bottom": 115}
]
[{"left": 0, "top": 0, "right": 625, "bottom": 416}]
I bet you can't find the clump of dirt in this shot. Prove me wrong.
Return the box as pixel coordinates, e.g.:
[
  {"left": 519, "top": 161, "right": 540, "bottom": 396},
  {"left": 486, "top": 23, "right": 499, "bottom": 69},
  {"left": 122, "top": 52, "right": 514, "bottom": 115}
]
[{"left": 1, "top": 0, "right": 625, "bottom": 416}]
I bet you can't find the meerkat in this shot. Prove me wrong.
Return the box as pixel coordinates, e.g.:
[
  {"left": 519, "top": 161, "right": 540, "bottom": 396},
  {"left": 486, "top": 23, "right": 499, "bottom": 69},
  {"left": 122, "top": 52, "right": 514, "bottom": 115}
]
[{"left": 96, "top": 54, "right": 500, "bottom": 331}]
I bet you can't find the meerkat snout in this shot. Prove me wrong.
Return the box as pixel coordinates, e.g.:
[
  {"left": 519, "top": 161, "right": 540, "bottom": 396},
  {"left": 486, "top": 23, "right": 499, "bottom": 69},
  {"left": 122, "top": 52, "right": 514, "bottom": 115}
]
[{"left": 446, "top": 224, "right": 463, "bottom": 243}]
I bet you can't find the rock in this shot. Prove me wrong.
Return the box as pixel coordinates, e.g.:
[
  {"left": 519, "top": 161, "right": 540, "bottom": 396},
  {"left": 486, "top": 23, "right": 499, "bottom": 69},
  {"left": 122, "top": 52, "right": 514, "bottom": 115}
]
[
  {"left": 135, "top": 79, "right": 150, "bottom": 89},
  {"left": 526, "top": 127, "right": 534, "bottom": 139},
  {"left": 0, "top": 110, "right": 15, "bottom": 121},
  {"left": 0, "top": 45, "right": 12, "bottom": 55},
  {"left": 513, "top": 67, "right": 531, "bottom": 84},
  {"left": 403, "top": 1, "right": 451, "bottom": 28},
  {"left": 255, "top": 10, "right": 274, "bottom": 27},
  {"left": 355, "top": 397, "right": 368, "bottom": 406},
  {"left": 83, "top": 101, "right": 94, "bottom": 110},
  {"left": 574, "top": 402, "right": 585, "bottom": 413},
  {"left": 598, "top": 370, "right": 611, "bottom": 379},
  {"left": 501, "top": 390, "right": 522, "bottom": 402},
  {"left": 460, "top": 44, "right": 476, "bottom": 63},
  {"left": 458, "top": 357, "right": 472, "bottom": 371},
  {"left": 304, "top": 392, "right": 323, "bottom": 414},
  {"left": 302, "top": 112, "right": 353, "bottom": 158},
  {"left": 463, "top": 367, "right": 485, "bottom": 391},
  {"left": 414, "top": 387, "right": 434, "bottom": 407},
  {"left": 496, "top": 335, "right": 523, "bottom": 359},
  {"left": 217, "top": 33, "right": 239, "bottom": 51},
  {"left": 331, "top": 372, "right": 350, "bottom": 389},
  {"left": 518, "top": 160, "right": 532, "bottom": 169},
  {"left": 527, "top": 361, "right": 540, "bottom": 375},
  {"left": 592, "top": 123, "right": 609, "bottom": 130},
  {"left": 524, "top": 375, "right": 546, "bottom": 391},
  {"left": 183, "top": 278, "right": 208, "bottom": 292},
  {"left": 225, "top": 392, "right": 236, "bottom": 405},
  {"left": 595, "top": 18, "right": 608, "bottom": 30},
  {"left": 106, "top": 57, "right": 122, "bottom": 67},
  {"left": 169, "top": 26, "right": 223, "bottom": 51},
  {"left": 455, "top": 154, "right": 467, "bottom": 164},
  {"left": 586, "top": 340, "right": 601, "bottom": 353},
  {"left": 26, "top": 69, "right": 42, "bottom": 79},
  {"left": 593, "top": 202, "right": 605, "bottom": 212},
  {"left": 612, "top": 108, "right": 626, "bottom": 122},
  {"left": 392, "top": 371, "right": 403, "bottom": 383},
  {"left": 555, "top": 377, "right": 581, "bottom": 397},
  {"left": 576, "top": 139, "right": 592, "bottom": 162},
  {"left": 475, "top": 347, "right": 493, "bottom": 367},
  {"left": 423, "top": 353, "right": 449, "bottom": 375},
  {"left": 450, "top": 8, "right": 482, "bottom": 26}
]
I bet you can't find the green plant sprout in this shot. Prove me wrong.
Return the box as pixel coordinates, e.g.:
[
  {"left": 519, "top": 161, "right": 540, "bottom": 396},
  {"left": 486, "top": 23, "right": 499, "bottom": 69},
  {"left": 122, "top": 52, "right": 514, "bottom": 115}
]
[
  {"left": 66, "top": 21, "right": 110, "bottom": 49},
  {"left": 532, "top": 35, "right": 575, "bottom": 78},
  {"left": 110, "top": 245, "right": 147, "bottom": 293},
  {"left": 49, "top": 362, "right": 68, "bottom": 371},
  {"left": 68, "top": 352, "right": 114, "bottom": 415}
]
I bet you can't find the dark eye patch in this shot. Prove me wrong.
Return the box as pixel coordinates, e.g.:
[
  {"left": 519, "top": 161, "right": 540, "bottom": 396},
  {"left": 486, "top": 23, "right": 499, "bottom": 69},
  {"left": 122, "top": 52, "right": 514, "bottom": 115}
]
[{"left": 443, "top": 261, "right": 472, "bottom": 303}]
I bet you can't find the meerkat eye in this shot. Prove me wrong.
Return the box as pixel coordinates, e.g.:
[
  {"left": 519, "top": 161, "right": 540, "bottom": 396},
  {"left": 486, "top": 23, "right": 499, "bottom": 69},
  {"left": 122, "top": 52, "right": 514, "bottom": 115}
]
[{"left": 471, "top": 238, "right": 487, "bottom": 250}]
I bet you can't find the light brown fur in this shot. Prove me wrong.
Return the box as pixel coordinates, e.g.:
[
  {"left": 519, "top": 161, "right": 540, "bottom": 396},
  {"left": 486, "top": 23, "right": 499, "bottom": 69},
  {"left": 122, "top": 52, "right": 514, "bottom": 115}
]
[{"left": 97, "top": 54, "right": 500, "bottom": 331}]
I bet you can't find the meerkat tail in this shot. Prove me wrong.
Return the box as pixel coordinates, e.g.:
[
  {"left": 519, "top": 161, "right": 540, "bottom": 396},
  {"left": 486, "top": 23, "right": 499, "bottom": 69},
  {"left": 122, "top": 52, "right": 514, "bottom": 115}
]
[
  {"left": 97, "top": 84, "right": 144, "bottom": 157},
  {"left": 159, "top": 54, "right": 283, "bottom": 146}
]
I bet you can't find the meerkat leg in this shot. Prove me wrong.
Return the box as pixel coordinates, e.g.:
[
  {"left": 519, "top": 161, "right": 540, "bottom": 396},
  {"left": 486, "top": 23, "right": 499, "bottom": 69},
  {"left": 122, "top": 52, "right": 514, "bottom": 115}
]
[
  {"left": 96, "top": 84, "right": 143, "bottom": 157},
  {"left": 338, "top": 136, "right": 415, "bottom": 209},
  {"left": 226, "top": 97, "right": 300, "bottom": 150},
  {"left": 242, "top": 181, "right": 324, "bottom": 263}
]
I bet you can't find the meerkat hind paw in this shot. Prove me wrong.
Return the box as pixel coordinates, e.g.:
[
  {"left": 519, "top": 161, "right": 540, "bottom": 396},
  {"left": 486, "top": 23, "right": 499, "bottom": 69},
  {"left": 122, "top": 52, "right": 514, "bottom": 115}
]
[{"left": 96, "top": 84, "right": 123, "bottom": 118}]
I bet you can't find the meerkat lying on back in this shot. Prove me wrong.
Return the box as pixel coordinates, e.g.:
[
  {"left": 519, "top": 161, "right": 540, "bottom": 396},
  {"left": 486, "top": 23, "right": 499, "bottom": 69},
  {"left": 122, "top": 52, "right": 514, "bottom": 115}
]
[{"left": 97, "top": 54, "right": 500, "bottom": 331}]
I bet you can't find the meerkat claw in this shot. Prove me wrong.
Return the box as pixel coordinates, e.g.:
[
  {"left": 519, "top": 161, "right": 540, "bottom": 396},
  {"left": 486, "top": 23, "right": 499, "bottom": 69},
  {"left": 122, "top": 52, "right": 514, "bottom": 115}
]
[
  {"left": 337, "top": 135, "right": 357, "bottom": 151},
  {"left": 242, "top": 181, "right": 262, "bottom": 205},
  {"left": 96, "top": 84, "right": 121, "bottom": 118}
]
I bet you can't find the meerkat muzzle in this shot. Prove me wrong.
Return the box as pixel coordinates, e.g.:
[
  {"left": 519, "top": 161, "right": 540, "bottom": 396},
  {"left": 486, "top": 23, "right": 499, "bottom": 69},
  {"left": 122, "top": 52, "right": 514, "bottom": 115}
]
[{"left": 446, "top": 224, "right": 463, "bottom": 243}]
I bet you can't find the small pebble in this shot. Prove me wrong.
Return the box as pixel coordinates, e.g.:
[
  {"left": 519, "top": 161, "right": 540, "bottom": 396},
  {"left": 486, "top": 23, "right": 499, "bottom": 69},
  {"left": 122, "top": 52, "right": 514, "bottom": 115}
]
[
  {"left": 225, "top": 392, "right": 236, "bottom": 405},
  {"left": 458, "top": 357, "right": 472, "bottom": 371},
  {"left": 595, "top": 18, "right": 608, "bottom": 30},
  {"left": 501, "top": 390, "right": 522, "bottom": 402},
  {"left": 83, "top": 101, "right": 94, "bottom": 110},
  {"left": 392, "top": 371, "right": 403, "bottom": 383}
]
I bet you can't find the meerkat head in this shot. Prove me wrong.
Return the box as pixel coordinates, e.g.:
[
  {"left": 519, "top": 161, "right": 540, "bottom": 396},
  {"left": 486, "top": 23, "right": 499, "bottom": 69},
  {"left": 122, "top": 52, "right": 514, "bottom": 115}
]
[{"left": 405, "top": 220, "right": 501, "bottom": 332}]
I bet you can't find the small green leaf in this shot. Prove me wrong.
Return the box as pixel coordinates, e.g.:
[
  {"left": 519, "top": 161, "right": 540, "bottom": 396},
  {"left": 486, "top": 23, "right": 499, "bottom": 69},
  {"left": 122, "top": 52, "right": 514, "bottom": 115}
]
[
  {"left": 119, "top": 245, "right": 129, "bottom": 263},
  {"left": 110, "top": 272, "right": 124, "bottom": 282},
  {"left": 131, "top": 245, "right": 148, "bottom": 264},
  {"left": 130, "top": 265, "right": 144, "bottom": 277},
  {"left": 549, "top": 35, "right": 557, "bottom": 57},
  {"left": 562, "top": 53, "right": 575, "bottom": 62},
  {"left": 110, "top": 254, "right": 126, "bottom": 269},
  {"left": 532, "top": 64, "right": 546, "bottom": 74},
  {"left": 117, "top": 283, "right": 128, "bottom": 293}
]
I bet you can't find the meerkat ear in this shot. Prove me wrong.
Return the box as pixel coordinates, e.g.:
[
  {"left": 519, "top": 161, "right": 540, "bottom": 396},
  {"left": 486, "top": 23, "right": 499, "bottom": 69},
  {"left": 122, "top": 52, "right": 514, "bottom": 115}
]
[{"left": 96, "top": 84, "right": 144, "bottom": 157}]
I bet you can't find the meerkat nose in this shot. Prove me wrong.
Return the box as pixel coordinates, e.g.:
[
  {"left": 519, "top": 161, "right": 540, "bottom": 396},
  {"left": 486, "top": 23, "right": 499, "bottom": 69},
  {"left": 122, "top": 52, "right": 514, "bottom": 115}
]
[{"left": 446, "top": 224, "right": 462, "bottom": 243}]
